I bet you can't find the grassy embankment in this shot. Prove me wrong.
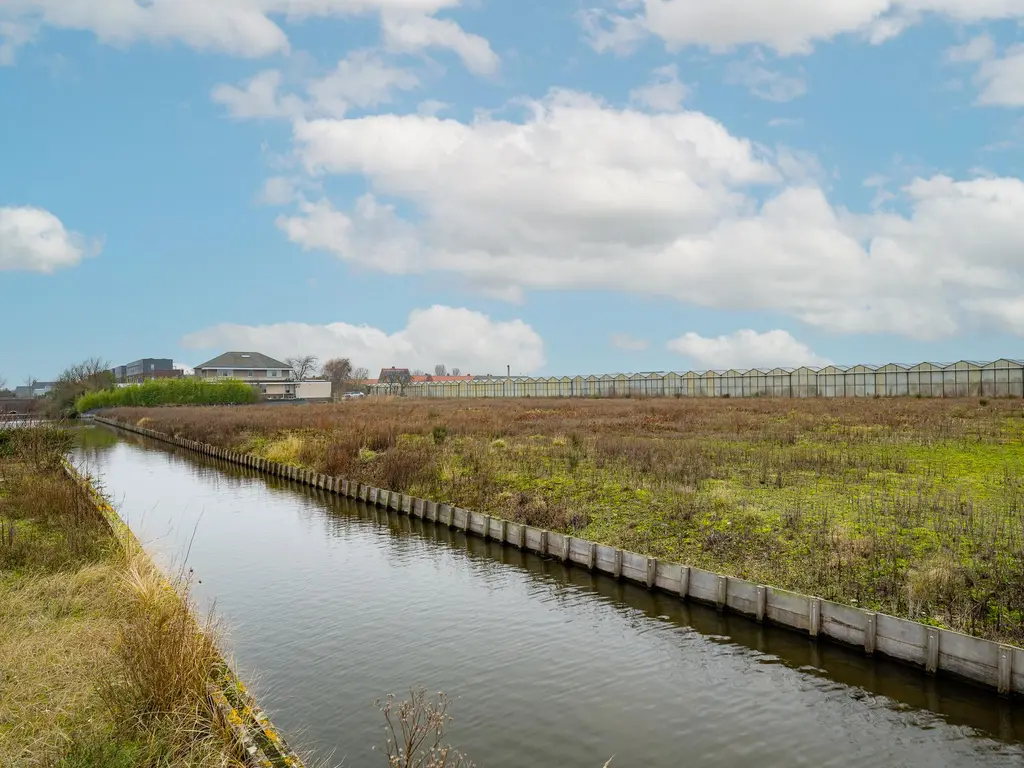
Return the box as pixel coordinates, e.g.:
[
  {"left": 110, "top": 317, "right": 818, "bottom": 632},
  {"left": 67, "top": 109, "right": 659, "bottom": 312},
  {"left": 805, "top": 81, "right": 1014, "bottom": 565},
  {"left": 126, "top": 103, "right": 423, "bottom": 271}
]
[
  {"left": 105, "top": 397, "right": 1024, "bottom": 645},
  {"left": 76, "top": 378, "right": 258, "bottom": 413},
  {"left": 0, "top": 422, "right": 240, "bottom": 767}
]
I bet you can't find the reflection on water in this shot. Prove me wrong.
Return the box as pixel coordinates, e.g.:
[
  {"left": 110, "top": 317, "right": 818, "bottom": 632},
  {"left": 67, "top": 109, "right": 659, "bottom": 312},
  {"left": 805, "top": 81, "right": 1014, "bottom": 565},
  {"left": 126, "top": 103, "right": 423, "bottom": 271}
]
[
  {"left": 75, "top": 424, "right": 120, "bottom": 451},
  {"left": 75, "top": 427, "right": 1024, "bottom": 768}
]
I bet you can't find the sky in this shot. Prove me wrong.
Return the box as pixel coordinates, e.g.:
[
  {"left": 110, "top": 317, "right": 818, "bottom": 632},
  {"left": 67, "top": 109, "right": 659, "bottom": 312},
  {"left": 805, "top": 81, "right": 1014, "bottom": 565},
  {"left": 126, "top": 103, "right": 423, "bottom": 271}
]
[{"left": 2, "top": 1, "right": 1024, "bottom": 382}]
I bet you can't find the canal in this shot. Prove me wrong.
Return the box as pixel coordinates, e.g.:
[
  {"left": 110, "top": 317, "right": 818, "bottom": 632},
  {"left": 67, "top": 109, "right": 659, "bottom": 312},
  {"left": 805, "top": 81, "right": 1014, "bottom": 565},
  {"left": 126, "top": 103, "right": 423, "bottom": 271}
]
[{"left": 74, "top": 425, "right": 1024, "bottom": 767}]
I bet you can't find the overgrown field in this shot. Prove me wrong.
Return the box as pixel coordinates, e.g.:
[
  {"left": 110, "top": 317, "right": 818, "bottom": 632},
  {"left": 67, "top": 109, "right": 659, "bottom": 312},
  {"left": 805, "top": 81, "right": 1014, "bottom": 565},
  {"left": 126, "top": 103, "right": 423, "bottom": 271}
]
[
  {"left": 106, "top": 397, "right": 1024, "bottom": 645},
  {"left": 0, "top": 422, "right": 240, "bottom": 767},
  {"left": 76, "top": 378, "right": 258, "bottom": 413}
]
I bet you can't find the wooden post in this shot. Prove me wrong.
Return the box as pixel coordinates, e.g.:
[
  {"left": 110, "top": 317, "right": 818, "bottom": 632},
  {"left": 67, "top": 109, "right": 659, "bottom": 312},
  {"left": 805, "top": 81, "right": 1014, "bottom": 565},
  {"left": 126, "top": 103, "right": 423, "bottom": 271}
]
[
  {"left": 998, "top": 645, "right": 1013, "bottom": 696},
  {"left": 717, "top": 576, "right": 727, "bottom": 611},
  {"left": 756, "top": 586, "right": 766, "bottom": 623},
  {"left": 613, "top": 549, "right": 623, "bottom": 579},
  {"left": 926, "top": 629, "right": 939, "bottom": 674},
  {"left": 646, "top": 557, "right": 657, "bottom": 589},
  {"left": 679, "top": 566, "right": 689, "bottom": 599},
  {"left": 865, "top": 613, "right": 877, "bottom": 655},
  {"left": 809, "top": 598, "right": 822, "bottom": 638}
]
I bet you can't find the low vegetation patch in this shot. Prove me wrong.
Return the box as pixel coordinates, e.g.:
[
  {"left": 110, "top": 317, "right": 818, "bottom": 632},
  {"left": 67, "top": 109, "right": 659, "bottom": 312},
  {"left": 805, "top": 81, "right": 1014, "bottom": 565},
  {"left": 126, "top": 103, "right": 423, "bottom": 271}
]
[
  {"left": 105, "top": 397, "right": 1024, "bottom": 645},
  {"left": 0, "top": 421, "right": 241, "bottom": 767},
  {"left": 76, "top": 378, "right": 258, "bottom": 413}
]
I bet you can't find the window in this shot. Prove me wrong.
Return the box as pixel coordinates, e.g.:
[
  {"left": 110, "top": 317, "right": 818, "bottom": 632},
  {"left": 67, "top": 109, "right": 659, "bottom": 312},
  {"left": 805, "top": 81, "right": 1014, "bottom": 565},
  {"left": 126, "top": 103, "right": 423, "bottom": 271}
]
[
  {"left": 269, "top": 370, "right": 278, "bottom": 377},
  {"left": 221, "top": 370, "right": 230, "bottom": 377}
]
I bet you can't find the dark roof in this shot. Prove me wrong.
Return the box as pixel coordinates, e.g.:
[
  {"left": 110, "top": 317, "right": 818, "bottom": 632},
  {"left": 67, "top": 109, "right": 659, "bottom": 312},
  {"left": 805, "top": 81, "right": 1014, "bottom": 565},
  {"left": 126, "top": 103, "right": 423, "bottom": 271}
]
[{"left": 194, "top": 351, "right": 291, "bottom": 370}]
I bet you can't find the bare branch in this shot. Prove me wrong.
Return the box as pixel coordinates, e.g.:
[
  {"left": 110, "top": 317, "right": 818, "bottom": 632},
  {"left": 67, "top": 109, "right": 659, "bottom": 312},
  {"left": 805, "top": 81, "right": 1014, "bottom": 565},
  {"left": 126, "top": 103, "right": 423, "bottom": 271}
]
[
  {"left": 375, "top": 689, "right": 474, "bottom": 768},
  {"left": 286, "top": 355, "right": 319, "bottom": 380}
]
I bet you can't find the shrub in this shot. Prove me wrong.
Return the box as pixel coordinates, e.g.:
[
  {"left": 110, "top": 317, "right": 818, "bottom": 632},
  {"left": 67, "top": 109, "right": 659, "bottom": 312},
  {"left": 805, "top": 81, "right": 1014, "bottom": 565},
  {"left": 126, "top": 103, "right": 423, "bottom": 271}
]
[{"left": 75, "top": 379, "right": 258, "bottom": 413}]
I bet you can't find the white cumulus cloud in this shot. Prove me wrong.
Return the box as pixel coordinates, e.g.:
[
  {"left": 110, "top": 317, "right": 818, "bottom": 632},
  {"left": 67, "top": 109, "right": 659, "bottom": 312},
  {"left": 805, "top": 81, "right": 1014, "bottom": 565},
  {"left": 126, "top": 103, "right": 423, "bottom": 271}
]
[
  {"left": 629, "top": 64, "right": 688, "bottom": 111},
  {"left": 0, "top": 206, "right": 97, "bottom": 273},
  {"left": 667, "top": 329, "right": 832, "bottom": 370},
  {"left": 213, "top": 52, "right": 421, "bottom": 121},
  {"left": 0, "top": 0, "right": 461, "bottom": 59},
  {"left": 975, "top": 46, "right": 1024, "bottom": 107},
  {"left": 306, "top": 50, "right": 421, "bottom": 116},
  {"left": 211, "top": 70, "right": 305, "bottom": 120},
  {"left": 946, "top": 34, "right": 996, "bottom": 63},
  {"left": 381, "top": 12, "right": 499, "bottom": 75},
  {"left": 945, "top": 35, "right": 1024, "bottom": 107},
  {"left": 180, "top": 305, "right": 546, "bottom": 375},
  {"left": 726, "top": 56, "right": 807, "bottom": 102},
  {"left": 0, "top": 20, "right": 35, "bottom": 65},
  {"left": 583, "top": 0, "right": 1024, "bottom": 57},
  {"left": 277, "top": 88, "right": 1024, "bottom": 340}
]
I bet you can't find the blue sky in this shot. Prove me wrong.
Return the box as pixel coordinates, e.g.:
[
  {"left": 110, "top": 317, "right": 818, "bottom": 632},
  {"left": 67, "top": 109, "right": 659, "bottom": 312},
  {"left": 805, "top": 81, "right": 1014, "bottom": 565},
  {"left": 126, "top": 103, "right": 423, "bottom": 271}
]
[{"left": 2, "top": 1, "right": 1024, "bottom": 382}]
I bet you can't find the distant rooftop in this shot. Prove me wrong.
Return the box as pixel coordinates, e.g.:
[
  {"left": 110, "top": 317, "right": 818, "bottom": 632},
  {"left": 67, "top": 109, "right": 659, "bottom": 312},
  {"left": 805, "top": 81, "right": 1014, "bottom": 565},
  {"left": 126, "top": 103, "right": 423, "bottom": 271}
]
[{"left": 194, "top": 351, "right": 291, "bottom": 370}]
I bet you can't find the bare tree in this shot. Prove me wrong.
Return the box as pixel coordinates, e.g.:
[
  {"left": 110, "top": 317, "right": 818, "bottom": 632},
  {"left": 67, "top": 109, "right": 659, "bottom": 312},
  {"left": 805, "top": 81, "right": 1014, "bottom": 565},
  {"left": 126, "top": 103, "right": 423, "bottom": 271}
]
[
  {"left": 352, "top": 367, "right": 369, "bottom": 387},
  {"left": 49, "top": 357, "right": 115, "bottom": 416},
  {"left": 451, "top": 368, "right": 461, "bottom": 377},
  {"left": 58, "top": 357, "right": 112, "bottom": 384},
  {"left": 322, "top": 357, "right": 353, "bottom": 397},
  {"left": 434, "top": 364, "right": 447, "bottom": 377},
  {"left": 0, "top": 375, "right": 6, "bottom": 391},
  {"left": 286, "top": 355, "right": 319, "bottom": 380},
  {"left": 411, "top": 369, "right": 425, "bottom": 377}
]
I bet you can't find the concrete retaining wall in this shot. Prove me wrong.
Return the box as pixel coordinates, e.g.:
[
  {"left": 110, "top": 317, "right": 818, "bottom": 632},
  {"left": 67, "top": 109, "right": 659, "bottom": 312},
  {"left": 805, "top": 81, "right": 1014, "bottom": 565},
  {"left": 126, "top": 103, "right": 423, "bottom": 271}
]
[
  {"left": 93, "top": 416, "right": 1024, "bottom": 699},
  {"left": 63, "top": 456, "right": 306, "bottom": 768}
]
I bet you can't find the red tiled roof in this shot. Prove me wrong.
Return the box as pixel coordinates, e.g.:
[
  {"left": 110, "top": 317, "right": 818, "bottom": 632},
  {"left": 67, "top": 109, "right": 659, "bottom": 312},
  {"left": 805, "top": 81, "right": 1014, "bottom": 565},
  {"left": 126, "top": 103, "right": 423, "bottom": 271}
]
[{"left": 365, "top": 374, "right": 474, "bottom": 385}]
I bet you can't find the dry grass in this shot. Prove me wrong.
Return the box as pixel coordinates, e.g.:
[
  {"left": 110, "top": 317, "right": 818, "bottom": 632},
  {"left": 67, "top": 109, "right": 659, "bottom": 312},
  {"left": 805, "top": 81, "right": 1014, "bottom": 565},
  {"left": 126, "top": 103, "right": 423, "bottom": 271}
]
[
  {"left": 376, "top": 689, "right": 474, "bottom": 768},
  {"left": 106, "top": 397, "right": 1024, "bottom": 644},
  {"left": 0, "top": 422, "right": 242, "bottom": 767}
]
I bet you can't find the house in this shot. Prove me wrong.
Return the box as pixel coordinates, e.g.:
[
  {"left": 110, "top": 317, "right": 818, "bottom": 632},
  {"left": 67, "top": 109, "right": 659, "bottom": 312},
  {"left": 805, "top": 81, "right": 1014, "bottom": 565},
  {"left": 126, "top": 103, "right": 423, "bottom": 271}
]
[
  {"left": 14, "top": 381, "right": 57, "bottom": 399},
  {"left": 194, "top": 351, "right": 294, "bottom": 399},
  {"left": 373, "top": 368, "right": 474, "bottom": 386},
  {"left": 111, "top": 358, "right": 182, "bottom": 384},
  {"left": 378, "top": 367, "right": 412, "bottom": 385},
  {"left": 367, "top": 370, "right": 474, "bottom": 395}
]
